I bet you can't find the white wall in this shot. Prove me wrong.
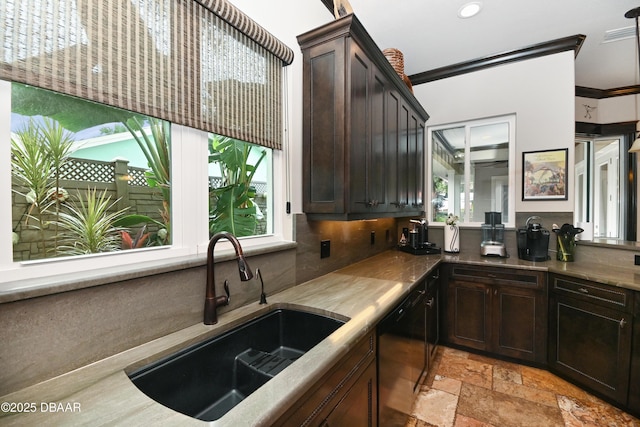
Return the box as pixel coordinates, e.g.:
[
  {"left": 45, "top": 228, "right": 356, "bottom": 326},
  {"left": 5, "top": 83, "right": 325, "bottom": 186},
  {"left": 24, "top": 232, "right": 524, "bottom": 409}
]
[
  {"left": 414, "top": 51, "right": 576, "bottom": 214},
  {"left": 576, "top": 94, "right": 640, "bottom": 125}
]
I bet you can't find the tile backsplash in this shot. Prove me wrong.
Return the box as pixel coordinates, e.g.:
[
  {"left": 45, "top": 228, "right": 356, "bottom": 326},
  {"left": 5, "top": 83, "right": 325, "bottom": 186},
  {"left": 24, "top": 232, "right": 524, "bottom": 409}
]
[{"left": 294, "top": 214, "right": 397, "bottom": 284}]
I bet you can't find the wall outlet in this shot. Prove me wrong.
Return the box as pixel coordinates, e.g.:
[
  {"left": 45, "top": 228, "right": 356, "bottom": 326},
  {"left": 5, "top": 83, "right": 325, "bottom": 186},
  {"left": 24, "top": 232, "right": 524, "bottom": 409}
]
[
  {"left": 370, "top": 231, "right": 375, "bottom": 245},
  {"left": 321, "top": 240, "right": 331, "bottom": 258}
]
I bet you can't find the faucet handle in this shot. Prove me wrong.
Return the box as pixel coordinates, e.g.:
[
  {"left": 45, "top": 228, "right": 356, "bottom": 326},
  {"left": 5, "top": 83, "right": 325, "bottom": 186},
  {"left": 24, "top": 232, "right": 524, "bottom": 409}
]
[
  {"left": 223, "top": 279, "right": 230, "bottom": 303},
  {"left": 256, "top": 268, "right": 267, "bottom": 305}
]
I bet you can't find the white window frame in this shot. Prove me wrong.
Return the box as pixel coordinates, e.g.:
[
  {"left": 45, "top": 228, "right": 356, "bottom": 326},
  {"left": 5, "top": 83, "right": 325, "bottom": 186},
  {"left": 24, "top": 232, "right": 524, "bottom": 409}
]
[
  {"left": 0, "top": 80, "right": 290, "bottom": 291},
  {"left": 427, "top": 114, "right": 516, "bottom": 228}
]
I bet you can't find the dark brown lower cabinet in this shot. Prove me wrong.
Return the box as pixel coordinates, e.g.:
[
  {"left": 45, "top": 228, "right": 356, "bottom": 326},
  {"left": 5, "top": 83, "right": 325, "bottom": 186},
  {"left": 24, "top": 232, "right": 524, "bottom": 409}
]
[
  {"left": 319, "top": 361, "right": 376, "bottom": 426},
  {"left": 626, "top": 293, "right": 640, "bottom": 415},
  {"left": 548, "top": 274, "right": 634, "bottom": 405},
  {"left": 274, "top": 332, "right": 376, "bottom": 426},
  {"left": 443, "top": 264, "right": 547, "bottom": 364}
]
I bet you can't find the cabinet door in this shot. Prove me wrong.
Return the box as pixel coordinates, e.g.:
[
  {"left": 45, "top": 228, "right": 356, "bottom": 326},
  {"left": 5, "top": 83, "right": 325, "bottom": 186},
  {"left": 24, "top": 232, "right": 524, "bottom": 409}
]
[
  {"left": 349, "top": 44, "right": 388, "bottom": 214},
  {"left": 493, "top": 285, "right": 546, "bottom": 363},
  {"left": 415, "top": 121, "right": 425, "bottom": 210},
  {"left": 302, "top": 38, "right": 346, "bottom": 214},
  {"left": 386, "top": 90, "right": 400, "bottom": 211},
  {"left": 348, "top": 43, "right": 370, "bottom": 213},
  {"left": 321, "top": 361, "right": 377, "bottom": 427},
  {"left": 549, "top": 294, "right": 632, "bottom": 404},
  {"left": 369, "top": 70, "right": 388, "bottom": 211},
  {"left": 406, "top": 112, "right": 418, "bottom": 210},
  {"left": 397, "top": 104, "right": 410, "bottom": 209},
  {"left": 444, "top": 265, "right": 547, "bottom": 363},
  {"left": 446, "top": 279, "right": 490, "bottom": 351}
]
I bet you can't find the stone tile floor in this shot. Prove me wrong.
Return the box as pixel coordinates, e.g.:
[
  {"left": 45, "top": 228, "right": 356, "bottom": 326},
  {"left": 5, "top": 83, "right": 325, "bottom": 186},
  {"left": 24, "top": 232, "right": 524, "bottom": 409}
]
[{"left": 406, "top": 346, "right": 640, "bottom": 427}]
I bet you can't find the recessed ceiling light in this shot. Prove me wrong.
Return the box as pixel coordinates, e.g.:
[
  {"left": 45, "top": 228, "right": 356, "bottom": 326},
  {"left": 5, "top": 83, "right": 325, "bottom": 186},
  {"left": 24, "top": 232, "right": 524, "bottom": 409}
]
[{"left": 458, "top": 2, "right": 482, "bottom": 19}]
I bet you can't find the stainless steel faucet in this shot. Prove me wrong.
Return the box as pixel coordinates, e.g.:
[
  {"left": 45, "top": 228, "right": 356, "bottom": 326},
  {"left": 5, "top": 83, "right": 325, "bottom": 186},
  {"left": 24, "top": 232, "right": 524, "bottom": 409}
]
[{"left": 204, "top": 232, "right": 253, "bottom": 325}]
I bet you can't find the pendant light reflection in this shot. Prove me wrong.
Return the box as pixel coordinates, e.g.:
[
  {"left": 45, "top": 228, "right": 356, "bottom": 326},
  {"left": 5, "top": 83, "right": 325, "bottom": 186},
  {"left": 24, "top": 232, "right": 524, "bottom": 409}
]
[{"left": 626, "top": 6, "right": 640, "bottom": 152}]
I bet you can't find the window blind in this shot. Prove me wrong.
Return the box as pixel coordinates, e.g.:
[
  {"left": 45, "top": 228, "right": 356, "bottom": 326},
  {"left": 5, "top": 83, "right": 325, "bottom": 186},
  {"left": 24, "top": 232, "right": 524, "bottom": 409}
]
[{"left": 0, "top": 0, "right": 293, "bottom": 149}]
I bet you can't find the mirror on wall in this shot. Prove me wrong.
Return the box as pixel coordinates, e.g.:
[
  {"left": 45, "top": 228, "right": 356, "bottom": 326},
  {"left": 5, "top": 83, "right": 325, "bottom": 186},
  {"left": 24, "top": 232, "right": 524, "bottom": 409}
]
[{"left": 429, "top": 115, "right": 515, "bottom": 226}]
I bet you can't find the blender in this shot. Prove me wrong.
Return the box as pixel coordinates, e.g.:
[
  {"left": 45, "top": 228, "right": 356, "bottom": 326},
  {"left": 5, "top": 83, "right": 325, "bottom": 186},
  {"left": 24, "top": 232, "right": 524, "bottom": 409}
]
[{"left": 480, "top": 212, "right": 507, "bottom": 257}]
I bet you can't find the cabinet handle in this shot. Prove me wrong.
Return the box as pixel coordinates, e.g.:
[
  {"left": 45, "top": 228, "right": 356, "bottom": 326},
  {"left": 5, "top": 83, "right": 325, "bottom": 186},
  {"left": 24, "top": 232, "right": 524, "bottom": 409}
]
[
  {"left": 487, "top": 273, "right": 497, "bottom": 278},
  {"left": 486, "top": 288, "right": 490, "bottom": 295},
  {"left": 355, "top": 200, "right": 379, "bottom": 207},
  {"left": 494, "top": 289, "right": 497, "bottom": 296},
  {"left": 620, "top": 318, "right": 627, "bottom": 329},
  {"left": 578, "top": 287, "right": 589, "bottom": 294},
  {"left": 426, "top": 297, "right": 434, "bottom": 308}
]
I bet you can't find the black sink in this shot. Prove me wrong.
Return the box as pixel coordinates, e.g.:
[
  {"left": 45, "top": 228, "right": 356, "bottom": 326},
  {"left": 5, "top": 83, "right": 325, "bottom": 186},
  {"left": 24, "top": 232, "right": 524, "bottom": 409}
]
[{"left": 128, "top": 309, "right": 345, "bottom": 421}]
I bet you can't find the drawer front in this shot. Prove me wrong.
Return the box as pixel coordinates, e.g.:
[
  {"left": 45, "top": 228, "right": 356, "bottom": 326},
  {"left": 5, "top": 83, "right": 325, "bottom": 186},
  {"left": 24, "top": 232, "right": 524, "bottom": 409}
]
[
  {"left": 550, "top": 274, "right": 633, "bottom": 312},
  {"left": 449, "top": 265, "right": 544, "bottom": 290},
  {"left": 275, "top": 332, "right": 375, "bottom": 426}
]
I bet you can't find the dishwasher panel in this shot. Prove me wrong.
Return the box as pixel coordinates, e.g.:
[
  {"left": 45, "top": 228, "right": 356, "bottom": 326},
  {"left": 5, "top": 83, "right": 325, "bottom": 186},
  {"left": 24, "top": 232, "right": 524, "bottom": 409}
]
[{"left": 377, "top": 283, "right": 427, "bottom": 425}]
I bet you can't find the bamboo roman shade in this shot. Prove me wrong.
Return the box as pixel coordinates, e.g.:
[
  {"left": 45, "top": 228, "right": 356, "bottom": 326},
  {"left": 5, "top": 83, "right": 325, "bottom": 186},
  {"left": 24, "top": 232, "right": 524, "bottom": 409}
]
[{"left": 0, "top": 0, "right": 293, "bottom": 149}]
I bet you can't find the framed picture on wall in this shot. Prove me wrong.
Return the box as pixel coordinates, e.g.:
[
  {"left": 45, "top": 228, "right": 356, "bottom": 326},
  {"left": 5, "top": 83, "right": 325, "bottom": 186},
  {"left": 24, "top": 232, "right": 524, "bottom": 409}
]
[{"left": 522, "top": 148, "right": 568, "bottom": 201}]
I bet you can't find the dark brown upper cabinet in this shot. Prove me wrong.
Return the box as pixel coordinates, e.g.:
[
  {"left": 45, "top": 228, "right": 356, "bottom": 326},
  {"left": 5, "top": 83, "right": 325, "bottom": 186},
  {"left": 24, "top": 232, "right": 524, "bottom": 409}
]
[{"left": 297, "top": 14, "right": 429, "bottom": 220}]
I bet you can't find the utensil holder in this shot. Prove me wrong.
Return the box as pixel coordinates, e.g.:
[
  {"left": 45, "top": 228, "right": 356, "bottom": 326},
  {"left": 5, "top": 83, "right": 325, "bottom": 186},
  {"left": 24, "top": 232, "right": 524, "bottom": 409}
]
[{"left": 556, "top": 233, "right": 577, "bottom": 262}]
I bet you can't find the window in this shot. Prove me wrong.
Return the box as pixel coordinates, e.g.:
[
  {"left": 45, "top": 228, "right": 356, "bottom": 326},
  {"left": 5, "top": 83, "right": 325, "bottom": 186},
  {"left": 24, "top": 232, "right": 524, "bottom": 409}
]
[
  {"left": 0, "top": 0, "right": 290, "bottom": 288},
  {"left": 11, "top": 83, "right": 171, "bottom": 261},
  {"left": 428, "top": 115, "right": 516, "bottom": 226},
  {"left": 208, "top": 134, "right": 272, "bottom": 238},
  {"left": 1, "top": 79, "right": 281, "bottom": 287}
]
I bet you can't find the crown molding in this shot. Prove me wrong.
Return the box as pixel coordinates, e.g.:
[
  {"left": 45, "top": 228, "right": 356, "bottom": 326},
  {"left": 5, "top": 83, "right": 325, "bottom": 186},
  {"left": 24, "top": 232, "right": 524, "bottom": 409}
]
[{"left": 576, "top": 85, "right": 640, "bottom": 99}]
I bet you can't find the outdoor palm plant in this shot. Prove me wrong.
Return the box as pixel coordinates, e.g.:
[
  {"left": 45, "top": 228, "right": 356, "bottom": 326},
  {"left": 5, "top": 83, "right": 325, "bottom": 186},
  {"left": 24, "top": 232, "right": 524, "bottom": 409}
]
[
  {"left": 11, "top": 118, "right": 74, "bottom": 258},
  {"left": 121, "top": 116, "right": 171, "bottom": 235},
  {"left": 209, "top": 135, "right": 266, "bottom": 237},
  {"left": 54, "top": 188, "right": 129, "bottom": 256},
  {"left": 39, "top": 118, "right": 75, "bottom": 252}
]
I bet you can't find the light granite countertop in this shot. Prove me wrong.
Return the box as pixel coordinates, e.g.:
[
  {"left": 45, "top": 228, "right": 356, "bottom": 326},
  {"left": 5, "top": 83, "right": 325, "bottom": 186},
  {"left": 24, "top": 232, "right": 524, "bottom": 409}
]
[
  {"left": 0, "top": 250, "right": 439, "bottom": 426},
  {"left": 1, "top": 249, "right": 639, "bottom": 426},
  {"left": 442, "top": 252, "right": 640, "bottom": 292}
]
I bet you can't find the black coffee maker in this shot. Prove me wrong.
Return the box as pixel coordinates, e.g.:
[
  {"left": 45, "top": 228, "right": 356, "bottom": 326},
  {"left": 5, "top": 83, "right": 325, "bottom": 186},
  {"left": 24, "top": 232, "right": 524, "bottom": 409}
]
[
  {"left": 398, "top": 218, "right": 441, "bottom": 255},
  {"left": 517, "top": 216, "right": 550, "bottom": 261}
]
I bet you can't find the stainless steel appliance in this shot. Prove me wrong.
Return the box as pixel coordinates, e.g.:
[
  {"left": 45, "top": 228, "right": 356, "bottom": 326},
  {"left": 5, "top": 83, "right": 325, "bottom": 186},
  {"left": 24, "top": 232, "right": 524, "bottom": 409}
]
[
  {"left": 377, "top": 284, "right": 427, "bottom": 425},
  {"left": 480, "top": 212, "right": 507, "bottom": 257},
  {"left": 517, "top": 216, "right": 550, "bottom": 261}
]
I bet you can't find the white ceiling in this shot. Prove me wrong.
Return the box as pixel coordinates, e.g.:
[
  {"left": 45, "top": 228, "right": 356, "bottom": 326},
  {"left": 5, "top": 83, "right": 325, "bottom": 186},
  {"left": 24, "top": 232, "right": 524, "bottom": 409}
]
[{"left": 346, "top": 0, "right": 640, "bottom": 90}]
